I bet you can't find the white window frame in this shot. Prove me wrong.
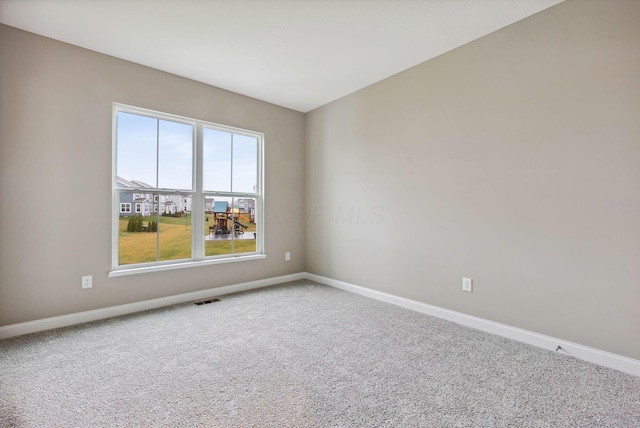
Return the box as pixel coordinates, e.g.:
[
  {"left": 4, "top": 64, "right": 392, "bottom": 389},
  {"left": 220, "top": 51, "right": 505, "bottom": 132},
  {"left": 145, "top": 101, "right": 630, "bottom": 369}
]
[
  {"left": 110, "top": 103, "right": 265, "bottom": 277},
  {"left": 120, "top": 203, "right": 131, "bottom": 213}
]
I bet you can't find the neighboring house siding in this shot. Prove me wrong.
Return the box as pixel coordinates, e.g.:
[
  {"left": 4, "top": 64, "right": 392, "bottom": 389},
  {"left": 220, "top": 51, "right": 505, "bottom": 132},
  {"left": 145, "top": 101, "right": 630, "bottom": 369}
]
[
  {"left": 164, "top": 195, "right": 192, "bottom": 213},
  {"left": 119, "top": 192, "right": 135, "bottom": 216}
]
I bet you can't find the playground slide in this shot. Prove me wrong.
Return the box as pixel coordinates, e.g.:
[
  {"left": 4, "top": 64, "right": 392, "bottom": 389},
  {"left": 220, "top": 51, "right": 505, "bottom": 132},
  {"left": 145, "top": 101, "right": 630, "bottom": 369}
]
[
  {"left": 239, "top": 214, "right": 251, "bottom": 222},
  {"left": 233, "top": 220, "right": 247, "bottom": 230}
]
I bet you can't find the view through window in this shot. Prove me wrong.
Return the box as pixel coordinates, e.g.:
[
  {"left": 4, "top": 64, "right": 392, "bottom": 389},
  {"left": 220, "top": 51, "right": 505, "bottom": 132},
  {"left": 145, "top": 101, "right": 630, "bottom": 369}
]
[{"left": 113, "top": 105, "right": 263, "bottom": 270}]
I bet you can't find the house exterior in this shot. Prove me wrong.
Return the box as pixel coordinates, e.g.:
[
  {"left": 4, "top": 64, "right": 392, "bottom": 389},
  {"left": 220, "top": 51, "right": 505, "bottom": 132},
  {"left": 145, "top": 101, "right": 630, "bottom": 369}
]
[
  {"left": 163, "top": 195, "right": 192, "bottom": 214},
  {"left": 117, "top": 177, "right": 135, "bottom": 217},
  {"left": 116, "top": 176, "right": 158, "bottom": 217},
  {"left": 133, "top": 197, "right": 152, "bottom": 216},
  {"left": 117, "top": 177, "right": 194, "bottom": 217},
  {"left": 163, "top": 200, "right": 177, "bottom": 215},
  {"left": 205, "top": 197, "right": 215, "bottom": 213},
  {"left": 236, "top": 198, "right": 256, "bottom": 221},
  {"left": 131, "top": 180, "right": 159, "bottom": 216}
]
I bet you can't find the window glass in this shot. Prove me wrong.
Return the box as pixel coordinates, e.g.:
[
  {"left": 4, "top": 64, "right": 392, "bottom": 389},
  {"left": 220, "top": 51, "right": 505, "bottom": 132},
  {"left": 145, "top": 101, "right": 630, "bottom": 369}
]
[
  {"left": 205, "top": 197, "right": 257, "bottom": 257},
  {"left": 232, "top": 135, "right": 258, "bottom": 193},
  {"left": 203, "top": 128, "right": 231, "bottom": 192},
  {"left": 116, "top": 112, "right": 158, "bottom": 187},
  {"left": 158, "top": 194, "right": 192, "bottom": 262},
  {"left": 158, "top": 120, "right": 193, "bottom": 190}
]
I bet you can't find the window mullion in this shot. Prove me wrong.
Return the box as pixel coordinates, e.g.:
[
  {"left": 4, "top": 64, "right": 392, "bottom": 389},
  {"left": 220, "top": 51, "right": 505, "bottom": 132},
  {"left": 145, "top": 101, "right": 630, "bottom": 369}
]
[
  {"left": 193, "top": 123, "right": 204, "bottom": 260},
  {"left": 230, "top": 133, "right": 234, "bottom": 192},
  {"left": 155, "top": 119, "right": 160, "bottom": 262}
]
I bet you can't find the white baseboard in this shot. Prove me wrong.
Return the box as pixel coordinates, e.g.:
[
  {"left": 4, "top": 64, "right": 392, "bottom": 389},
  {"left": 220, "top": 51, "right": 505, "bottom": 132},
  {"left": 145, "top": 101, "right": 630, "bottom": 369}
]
[
  {"left": 304, "top": 272, "right": 640, "bottom": 377},
  {"left": 3, "top": 271, "right": 638, "bottom": 377},
  {"left": 0, "top": 272, "right": 305, "bottom": 340}
]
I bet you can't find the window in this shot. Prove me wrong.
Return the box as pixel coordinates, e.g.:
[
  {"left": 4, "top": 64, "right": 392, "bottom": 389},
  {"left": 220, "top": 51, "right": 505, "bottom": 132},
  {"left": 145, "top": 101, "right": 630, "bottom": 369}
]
[{"left": 111, "top": 104, "right": 264, "bottom": 275}]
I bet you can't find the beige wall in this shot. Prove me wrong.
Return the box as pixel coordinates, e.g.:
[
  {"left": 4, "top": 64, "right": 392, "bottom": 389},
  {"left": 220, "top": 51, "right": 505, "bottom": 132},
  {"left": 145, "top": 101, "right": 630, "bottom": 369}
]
[
  {"left": 0, "top": 24, "right": 305, "bottom": 325},
  {"left": 305, "top": 0, "right": 640, "bottom": 360}
]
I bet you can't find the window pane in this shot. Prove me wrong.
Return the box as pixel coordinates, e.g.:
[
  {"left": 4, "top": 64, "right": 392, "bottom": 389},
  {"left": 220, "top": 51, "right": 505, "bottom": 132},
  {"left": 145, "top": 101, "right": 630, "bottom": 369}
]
[
  {"left": 232, "top": 135, "right": 258, "bottom": 193},
  {"left": 205, "top": 197, "right": 256, "bottom": 257},
  {"left": 203, "top": 128, "right": 231, "bottom": 192},
  {"left": 117, "top": 192, "right": 158, "bottom": 265},
  {"left": 158, "top": 120, "right": 193, "bottom": 190},
  {"left": 116, "top": 112, "right": 157, "bottom": 188},
  {"left": 118, "top": 191, "right": 193, "bottom": 265},
  {"left": 158, "top": 194, "right": 192, "bottom": 261}
]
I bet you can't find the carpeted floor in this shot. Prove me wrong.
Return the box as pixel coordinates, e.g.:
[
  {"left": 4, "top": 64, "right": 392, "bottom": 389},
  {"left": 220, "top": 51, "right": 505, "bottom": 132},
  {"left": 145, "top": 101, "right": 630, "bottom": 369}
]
[{"left": 1, "top": 280, "right": 639, "bottom": 427}]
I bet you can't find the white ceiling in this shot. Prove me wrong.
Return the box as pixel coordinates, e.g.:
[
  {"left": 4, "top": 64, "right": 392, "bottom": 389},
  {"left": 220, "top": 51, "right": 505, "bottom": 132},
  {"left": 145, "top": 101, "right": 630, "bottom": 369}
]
[{"left": 0, "top": 0, "right": 563, "bottom": 113}]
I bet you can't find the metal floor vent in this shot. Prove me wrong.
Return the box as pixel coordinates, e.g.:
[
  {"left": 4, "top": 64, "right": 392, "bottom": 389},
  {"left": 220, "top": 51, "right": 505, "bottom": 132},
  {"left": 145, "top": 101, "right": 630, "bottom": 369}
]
[{"left": 194, "top": 298, "right": 221, "bottom": 305}]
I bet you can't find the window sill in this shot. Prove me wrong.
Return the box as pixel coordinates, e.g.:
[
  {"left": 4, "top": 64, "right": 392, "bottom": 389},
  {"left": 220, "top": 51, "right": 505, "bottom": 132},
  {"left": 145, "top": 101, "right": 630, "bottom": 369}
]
[{"left": 108, "top": 254, "right": 267, "bottom": 278}]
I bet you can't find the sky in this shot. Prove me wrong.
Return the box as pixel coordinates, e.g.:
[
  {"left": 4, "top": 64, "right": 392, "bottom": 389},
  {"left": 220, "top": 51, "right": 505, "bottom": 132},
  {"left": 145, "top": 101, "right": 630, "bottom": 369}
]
[{"left": 116, "top": 112, "right": 257, "bottom": 193}]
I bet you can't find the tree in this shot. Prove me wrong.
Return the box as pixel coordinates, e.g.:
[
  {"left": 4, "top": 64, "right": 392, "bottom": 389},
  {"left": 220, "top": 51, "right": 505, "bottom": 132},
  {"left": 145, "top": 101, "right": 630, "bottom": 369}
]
[{"left": 127, "top": 215, "right": 143, "bottom": 232}]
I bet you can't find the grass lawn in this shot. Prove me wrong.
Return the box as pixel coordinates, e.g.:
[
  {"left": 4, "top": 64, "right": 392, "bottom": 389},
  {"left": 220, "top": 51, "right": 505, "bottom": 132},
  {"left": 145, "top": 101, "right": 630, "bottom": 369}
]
[
  {"left": 205, "top": 239, "right": 256, "bottom": 257},
  {"left": 119, "top": 214, "right": 256, "bottom": 265}
]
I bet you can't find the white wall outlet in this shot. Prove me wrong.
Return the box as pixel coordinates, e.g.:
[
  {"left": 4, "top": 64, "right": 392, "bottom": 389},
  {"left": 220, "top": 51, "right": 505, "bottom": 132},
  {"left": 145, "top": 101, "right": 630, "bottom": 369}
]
[
  {"left": 82, "top": 275, "right": 93, "bottom": 289},
  {"left": 462, "top": 277, "right": 473, "bottom": 292},
  {"left": 285, "top": 252, "right": 291, "bottom": 261}
]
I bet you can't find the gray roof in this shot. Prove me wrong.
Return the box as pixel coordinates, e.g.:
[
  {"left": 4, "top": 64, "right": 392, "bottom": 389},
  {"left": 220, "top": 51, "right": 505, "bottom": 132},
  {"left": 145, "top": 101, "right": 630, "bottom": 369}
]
[
  {"left": 131, "top": 180, "right": 154, "bottom": 188},
  {"left": 116, "top": 176, "right": 136, "bottom": 188}
]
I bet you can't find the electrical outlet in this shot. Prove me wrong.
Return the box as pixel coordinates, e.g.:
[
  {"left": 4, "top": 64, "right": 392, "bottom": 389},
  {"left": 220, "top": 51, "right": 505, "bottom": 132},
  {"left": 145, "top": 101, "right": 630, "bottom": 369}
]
[
  {"left": 285, "top": 252, "right": 291, "bottom": 261},
  {"left": 462, "top": 277, "right": 473, "bottom": 292},
  {"left": 82, "top": 275, "right": 93, "bottom": 289}
]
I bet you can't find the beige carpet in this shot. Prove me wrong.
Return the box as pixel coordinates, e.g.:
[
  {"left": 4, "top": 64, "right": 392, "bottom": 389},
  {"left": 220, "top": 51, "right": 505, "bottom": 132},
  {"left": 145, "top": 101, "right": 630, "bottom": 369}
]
[{"left": 1, "top": 280, "right": 639, "bottom": 427}]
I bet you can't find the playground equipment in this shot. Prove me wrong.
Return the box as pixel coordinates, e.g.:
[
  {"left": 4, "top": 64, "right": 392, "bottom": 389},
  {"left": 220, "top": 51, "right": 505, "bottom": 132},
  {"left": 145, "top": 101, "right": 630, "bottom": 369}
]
[{"left": 208, "top": 201, "right": 250, "bottom": 235}]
